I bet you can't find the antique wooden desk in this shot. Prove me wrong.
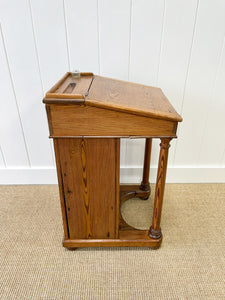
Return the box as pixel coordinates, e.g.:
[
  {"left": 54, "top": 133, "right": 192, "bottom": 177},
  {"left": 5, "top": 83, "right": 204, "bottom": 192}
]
[{"left": 43, "top": 72, "right": 182, "bottom": 249}]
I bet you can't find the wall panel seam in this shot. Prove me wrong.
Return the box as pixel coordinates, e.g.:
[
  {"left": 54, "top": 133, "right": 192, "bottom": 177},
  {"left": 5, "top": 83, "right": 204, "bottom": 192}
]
[
  {"left": 0, "top": 24, "right": 31, "bottom": 167},
  {"left": 0, "top": 145, "right": 7, "bottom": 167},
  {"left": 28, "top": 0, "right": 44, "bottom": 93},
  {"left": 156, "top": 0, "right": 166, "bottom": 87},
  {"left": 97, "top": 0, "right": 101, "bottom": 74},
  {"left": 28, "top": 0, "right": 55, "bottom": 164},
  {"left": 172, "top": 0, "right": 200, "bottom": 165},
  {"left": 63, "top": 0, "right": 71, "bottom": 71},
  {"left": 197, "top": 33, "right": 225, "bottom": 164},
  {"left": 221, "top": 145, "right": 225, "bottom": 164},
  {"left": 128, "top": 0, "right": 133, "bottom": 81}
]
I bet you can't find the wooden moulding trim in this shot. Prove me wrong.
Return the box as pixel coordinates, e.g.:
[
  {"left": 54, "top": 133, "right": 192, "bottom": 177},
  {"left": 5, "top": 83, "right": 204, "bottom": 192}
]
[
  {"left": 53, "top": 139, "right": 70, "bottom": 239},
  {"left": 48, "top": 135, "right": 177, "bottom": 139},
  {"left": 45, "top": 93, "right": 85, "bottom": 100},
  {"left": 85, "top": 98, "right": 183, "bottom": 123},
  {"left": 63, "top": 236, "right": 162, "bottom": 248},
  {"left": 43, "top": 97, "right": 85, "bottom": 104},
  {"left": 115, "top": 139, "right": 120, "bottom": 239},
  {"left": 45, "top": 105, "right": 53, "bottom": 135},
  {"left": 173, "top": 122, "right": 178, "bottom": 134},
  {"left": 80, "top": 72, "right": 94, "bottom": 76}
]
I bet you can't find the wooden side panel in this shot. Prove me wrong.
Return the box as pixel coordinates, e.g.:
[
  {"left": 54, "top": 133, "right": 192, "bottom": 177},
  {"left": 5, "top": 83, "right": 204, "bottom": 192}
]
[
  {"left": 49, "top": 105, "right": 177, "bottom": 137},
  {"left": 53, "top": 139, "right": 69, "bottom": 239},
  {"left": 56, "top": 138, "right": 118, "bottom": 239}
]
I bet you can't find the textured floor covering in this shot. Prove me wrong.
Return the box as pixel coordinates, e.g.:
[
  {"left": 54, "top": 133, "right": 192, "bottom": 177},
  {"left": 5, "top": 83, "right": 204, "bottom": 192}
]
[{"left": 0, "top": 184, "right": 224, "bottom": 299}]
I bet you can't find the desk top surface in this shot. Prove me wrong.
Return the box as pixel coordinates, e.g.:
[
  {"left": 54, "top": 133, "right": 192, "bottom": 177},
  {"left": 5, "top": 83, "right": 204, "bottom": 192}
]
[{"left": 44, "top": 72, "right": 182, "bottom": 122}]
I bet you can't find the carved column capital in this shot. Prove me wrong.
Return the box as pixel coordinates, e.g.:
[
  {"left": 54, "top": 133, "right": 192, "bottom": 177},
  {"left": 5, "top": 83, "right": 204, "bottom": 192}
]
[{"left": 160, "top": 138, "right": 172, "bottom": 149}]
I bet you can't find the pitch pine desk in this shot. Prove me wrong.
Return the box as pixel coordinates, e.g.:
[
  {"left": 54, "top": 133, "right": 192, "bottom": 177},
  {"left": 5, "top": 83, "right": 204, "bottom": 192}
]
[{"left": 43, "top": 72, "right": 182, "bottom": 249}]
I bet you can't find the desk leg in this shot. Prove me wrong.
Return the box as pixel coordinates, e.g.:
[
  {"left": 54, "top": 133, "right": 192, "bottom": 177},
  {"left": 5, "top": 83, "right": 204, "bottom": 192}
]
[
  {"left": 139, "top": 138, "right": 152, "bottom": 199},
  {"left": 149, "top": 138, "right": 171, "bottom": 239}
]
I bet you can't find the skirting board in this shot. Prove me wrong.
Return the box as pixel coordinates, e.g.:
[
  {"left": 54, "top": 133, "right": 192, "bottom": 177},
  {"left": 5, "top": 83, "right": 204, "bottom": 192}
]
[{"left": 0, "top": 166, "right": 224, "bottom": 184}]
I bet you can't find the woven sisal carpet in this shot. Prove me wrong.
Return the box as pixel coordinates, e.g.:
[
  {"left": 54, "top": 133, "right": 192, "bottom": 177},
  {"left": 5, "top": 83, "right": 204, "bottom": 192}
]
[{"left": 0, "top": 184, "right": 224, "bottom": 299}]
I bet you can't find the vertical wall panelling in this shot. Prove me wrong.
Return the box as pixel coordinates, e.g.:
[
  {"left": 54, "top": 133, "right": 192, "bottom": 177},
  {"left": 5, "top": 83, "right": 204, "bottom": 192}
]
[
  {"left": 128, "top": 0, "right": 165, "bottom": 171},
  {"left": 0, "top": 146, "right": 6, "bottom": 167},
  {"left": 174, "top": 0, "right": 225, "bottom": 166},
  {"left": 222, "top": 149, "right": 225, "bottom": 166},
  {"left": 29, "top": 0, "right": 69, "bottom": 92},
  {"left": 64, "top": 0, "right": 99, "bottom": 73},
  {"left": 29, "top": 0, "right": 70, "bottom": 164},
  {"left": 0, "top": 0, "right": 53, "bottom": 167},
  {"left": 0, "top": 1, "right": 225, "bottom": 183},
  {"left": 98, "top": 0, "right": 131, "bottom": 80},
  {"left": 129, "top": 0, "right": 165, "bottom": 86},
  {"left": 0, "top": 26, "right": 30, "bottom": 166},
  {"left": 198, "top": 36, "right": 225, "bottom": 165},
  {"left": 157, "top": 0, "right": 198, "bottom": 167},
  {"left": 98, "top": 0, "right": 131, "bottom": 169}
]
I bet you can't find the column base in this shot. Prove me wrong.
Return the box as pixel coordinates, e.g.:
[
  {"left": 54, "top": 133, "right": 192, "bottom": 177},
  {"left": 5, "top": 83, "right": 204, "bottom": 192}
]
[
  {"left": 139, "top": 182, "right": 151, "bottom": 199},
  {"left": 120, "top": 184, "right": 151, "bottom": 202},
  {"left": 149, "top": 227, "right": 162, "bottom": 239}
]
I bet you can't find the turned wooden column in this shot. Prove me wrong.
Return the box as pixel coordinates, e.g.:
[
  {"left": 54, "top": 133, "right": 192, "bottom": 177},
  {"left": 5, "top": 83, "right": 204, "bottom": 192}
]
[
  {"left": 140, "top": 138, "right": 152, "bottom": 193},
  {"left": 149, "top": 138, "right": 171, "bottom": 239}
]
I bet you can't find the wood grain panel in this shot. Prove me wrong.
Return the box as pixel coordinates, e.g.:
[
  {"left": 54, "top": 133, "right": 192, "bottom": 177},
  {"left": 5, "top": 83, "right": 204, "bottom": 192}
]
[
  {"left": 56, "top": 138, "right": 118, "bottom": 239},
  {"left": 86, "top": 75, "right": 182, "bottom": 122},
  {"left": 49, "top": 105, "right": 177, "bottom": 137},
  {"left": 53, "top": 139, "right": 69, "bottom": 239},
  {"left": 56, "top": 138, "right": 87, "bottom": 239}
]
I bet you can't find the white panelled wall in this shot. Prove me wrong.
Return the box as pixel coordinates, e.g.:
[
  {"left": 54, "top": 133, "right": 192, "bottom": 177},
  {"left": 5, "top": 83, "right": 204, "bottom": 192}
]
[{"left": 0, "top": 0, "right": 225, "bottom": 184}]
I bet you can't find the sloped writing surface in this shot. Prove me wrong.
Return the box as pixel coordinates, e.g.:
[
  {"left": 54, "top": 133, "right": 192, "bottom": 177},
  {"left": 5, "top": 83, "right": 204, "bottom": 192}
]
[
  {"left": 43, "top": 72, "right": 182, "bottom": 123},
  {"left": 86, "top": 76, "right": 182, "bottom": 122}
]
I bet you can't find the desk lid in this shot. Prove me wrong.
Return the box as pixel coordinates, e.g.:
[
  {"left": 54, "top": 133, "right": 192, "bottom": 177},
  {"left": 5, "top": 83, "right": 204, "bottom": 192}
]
[{"left": 43, "top": 72, "right": 182, "bottom": 122}]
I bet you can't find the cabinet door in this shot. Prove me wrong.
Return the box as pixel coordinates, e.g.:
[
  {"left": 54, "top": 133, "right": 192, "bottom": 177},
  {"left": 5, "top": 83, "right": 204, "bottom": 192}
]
[{"left": 54, "top": 138, "right": 120, "bottom": 239}]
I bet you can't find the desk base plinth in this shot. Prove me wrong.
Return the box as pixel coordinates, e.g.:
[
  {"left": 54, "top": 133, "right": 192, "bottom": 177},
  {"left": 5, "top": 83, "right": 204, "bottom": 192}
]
[
  {"left": 63, "top": 183, "right": 161, "bottom": 250},
  {"left": 63, "top": 233, "right": 162, "bottom": 249}
]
